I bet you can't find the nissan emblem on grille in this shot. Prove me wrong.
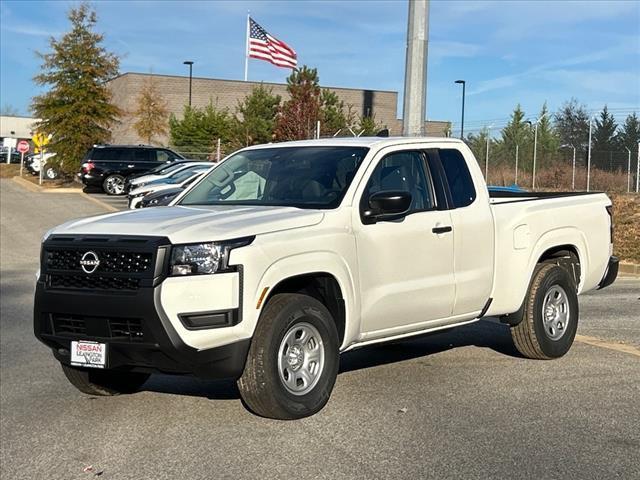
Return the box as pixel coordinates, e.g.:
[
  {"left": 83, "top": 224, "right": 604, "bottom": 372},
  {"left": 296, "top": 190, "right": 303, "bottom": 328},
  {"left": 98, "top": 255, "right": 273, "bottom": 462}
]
[{"left": 79, "top": 251, "right": 100, "bottom": 274}]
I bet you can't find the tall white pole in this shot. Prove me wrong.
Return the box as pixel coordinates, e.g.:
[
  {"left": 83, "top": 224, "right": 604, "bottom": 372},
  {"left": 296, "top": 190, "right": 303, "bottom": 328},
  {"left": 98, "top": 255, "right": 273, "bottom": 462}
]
[
  {"left": 485, "top": 129, "right": 490, "bottom": 180},
  {"left": 572, "top": 146, "right": 576, "bottom": 191},
  {"left": 244, "top": 12, "right": 250, "bottom": 81},
  {"left": 532, "top": 122, "right": 538, "bottom": 190},
  {"left": 402, "top": 0, "right": 429, "bottom": 136},
  {"left": 636, "top": 142, "right": 639, "bottom": 193},
  {"left": 626, "top": 147, "right": 631, "bottom": 193},
  {"left": 515, "top": 143, "right": 519, "bottom": 185},
  {"left": 587, "top": 117, "right": 592, "bottom": 192}
]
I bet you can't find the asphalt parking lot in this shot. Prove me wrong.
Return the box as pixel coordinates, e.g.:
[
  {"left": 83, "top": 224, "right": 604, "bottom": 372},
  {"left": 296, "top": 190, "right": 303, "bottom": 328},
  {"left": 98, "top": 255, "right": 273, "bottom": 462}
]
[{"left": 1, "top": 178, "right": 639, "bottom": 480}]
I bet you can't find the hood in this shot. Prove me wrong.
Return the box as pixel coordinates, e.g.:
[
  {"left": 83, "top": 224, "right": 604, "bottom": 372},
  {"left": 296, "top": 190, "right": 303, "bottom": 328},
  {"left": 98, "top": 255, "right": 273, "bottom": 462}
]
[
  {"left": 49, "top": 205, "right": 325, "bottom": 244},
  {"left": 130, "top": 174, "right": 162, "bottom": 186},
  {"left": 130, "top": 182, "right": 176, "bottom": 196}
]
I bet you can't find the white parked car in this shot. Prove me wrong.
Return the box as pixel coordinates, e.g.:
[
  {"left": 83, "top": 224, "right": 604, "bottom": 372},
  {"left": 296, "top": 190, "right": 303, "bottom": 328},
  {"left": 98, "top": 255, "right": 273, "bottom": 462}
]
[
  {"left": 125, "top": 161, "right": 211, "bottom": 192},
  {"left": 34, "top": 137, "right": 618, "bottom": 420},
  {"left": 26, "top": 152, "right": 60, "bottom": 179},
  {"left": 127, "top": 165, "right": 211, "bottom": 209}
]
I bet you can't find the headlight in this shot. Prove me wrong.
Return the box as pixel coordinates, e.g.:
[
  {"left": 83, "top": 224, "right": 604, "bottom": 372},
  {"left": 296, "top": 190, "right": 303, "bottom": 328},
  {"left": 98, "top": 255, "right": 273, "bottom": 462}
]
[{"left": 169, "top": 237, "right": 254, "bottom": 276}]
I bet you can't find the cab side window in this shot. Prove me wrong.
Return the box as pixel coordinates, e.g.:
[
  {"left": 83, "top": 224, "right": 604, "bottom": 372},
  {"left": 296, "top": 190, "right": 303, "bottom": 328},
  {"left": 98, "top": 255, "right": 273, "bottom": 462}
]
[
  {"left": 363, "top": 151, "right": 434, "bottom": 214},
  {"left": 439, "top": 148, "right": 476, "bottom": 208}
]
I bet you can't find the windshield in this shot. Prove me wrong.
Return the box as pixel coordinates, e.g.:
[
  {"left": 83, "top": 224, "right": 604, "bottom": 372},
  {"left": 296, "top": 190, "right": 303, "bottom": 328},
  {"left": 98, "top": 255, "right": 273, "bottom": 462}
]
[
  {"left": 179, "top": 146, "right": 369, "bottom": 209},
  {"left": 164, "top": 167, "right": 209, "bottom": 185}
]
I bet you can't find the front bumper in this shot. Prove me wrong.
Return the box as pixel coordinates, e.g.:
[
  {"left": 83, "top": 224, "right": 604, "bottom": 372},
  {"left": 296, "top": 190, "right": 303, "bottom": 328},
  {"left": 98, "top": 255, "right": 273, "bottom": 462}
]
[
  {"left": 34, "top": 283, "right": 249, "bottom": 378},
  {"left": 597, "top": 255, "right": 619, "bottom": 290},
  {"left": 34, "top": 235, "right": 250, "bottom": 379}
]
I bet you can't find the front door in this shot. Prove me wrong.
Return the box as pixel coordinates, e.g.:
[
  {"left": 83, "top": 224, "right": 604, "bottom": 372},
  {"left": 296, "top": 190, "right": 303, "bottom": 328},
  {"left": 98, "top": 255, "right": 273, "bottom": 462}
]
[{"left": 353, "top": 149, "right": 456, "bottom": 338}]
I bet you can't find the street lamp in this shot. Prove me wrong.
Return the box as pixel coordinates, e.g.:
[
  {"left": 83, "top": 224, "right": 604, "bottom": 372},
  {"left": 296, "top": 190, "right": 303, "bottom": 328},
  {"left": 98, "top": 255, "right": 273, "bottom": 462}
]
[
  {"left": 485, "top": 124, "right": 494, "bottom": 181},
  {"left": 560, "top": 144, "right": 576, "bottom": 190},
  {"left": 625, "top": 146, "right": 631, "bottom": 193},
  {"left": 183, "top": 60, "right": 194, "bottom": 107},
  {"left": 454, "top": 80, "right": 466, "bottom": 139},
  {"left": 531, "top": 112, "right": 549, "bottom": 190}
]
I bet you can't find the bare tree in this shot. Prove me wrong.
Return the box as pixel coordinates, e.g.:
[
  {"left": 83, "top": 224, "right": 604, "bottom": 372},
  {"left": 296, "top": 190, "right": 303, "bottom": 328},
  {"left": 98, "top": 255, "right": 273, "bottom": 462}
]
[{"left": 133, "top": 76, "right": 169, "bottom": 145}]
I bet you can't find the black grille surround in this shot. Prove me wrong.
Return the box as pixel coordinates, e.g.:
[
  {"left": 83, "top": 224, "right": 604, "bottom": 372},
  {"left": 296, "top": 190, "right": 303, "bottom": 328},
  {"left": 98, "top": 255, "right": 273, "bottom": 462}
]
[{"left": 41, "top": 234, "right": 170, "bottom": 293}]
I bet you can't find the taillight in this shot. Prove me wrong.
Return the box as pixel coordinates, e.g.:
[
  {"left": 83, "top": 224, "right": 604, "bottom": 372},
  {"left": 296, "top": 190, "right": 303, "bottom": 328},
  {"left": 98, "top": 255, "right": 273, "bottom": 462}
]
[
  {"left": 81, "top": 161, "right": 95, "bottom": 173},
  {"left": 606, "top": 205, "right": 613, "bottom": 243}
]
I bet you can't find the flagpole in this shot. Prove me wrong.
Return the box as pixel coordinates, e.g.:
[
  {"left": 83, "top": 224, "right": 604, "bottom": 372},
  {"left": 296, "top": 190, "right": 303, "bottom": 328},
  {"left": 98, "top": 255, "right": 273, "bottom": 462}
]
[{"left": 244, "top": 12, "right": 250, "bottom": 81}]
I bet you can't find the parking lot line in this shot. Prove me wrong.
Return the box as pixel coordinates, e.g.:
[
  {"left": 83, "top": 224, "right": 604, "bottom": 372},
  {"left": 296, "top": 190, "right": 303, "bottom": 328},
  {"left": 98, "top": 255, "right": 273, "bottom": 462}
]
[{"left": 575, "top": 334, "right": 640, "bottom": 358}]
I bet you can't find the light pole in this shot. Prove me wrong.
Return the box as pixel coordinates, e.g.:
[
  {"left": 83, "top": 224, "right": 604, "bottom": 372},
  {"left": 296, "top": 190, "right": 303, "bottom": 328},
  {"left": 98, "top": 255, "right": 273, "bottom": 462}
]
[
  {"left": 587, "top": 116, "right": 593, "bottom": 192},
  {"left": 515, "top": 143, "right": 519, "bottom": 185},
  {"left": 636, "top": 142, "right": 639, "bottom": 193},
  {"left": 485, "top": 124, "right": 493, "bottom": 181},
  {"left": 560, "top": 144, "right": 576, "bottom": 190},
  {"left": 532, "top": 112, "right": 549, "bottom": 190},
  {"left": 183, "top": 60, "right": 194, "bottom": 107},
  {"left": 625, "top": 146, "right": 631, "bottom": 193},
  {"left": 454, "top": 79, "right": 465, "bottom": 139}
]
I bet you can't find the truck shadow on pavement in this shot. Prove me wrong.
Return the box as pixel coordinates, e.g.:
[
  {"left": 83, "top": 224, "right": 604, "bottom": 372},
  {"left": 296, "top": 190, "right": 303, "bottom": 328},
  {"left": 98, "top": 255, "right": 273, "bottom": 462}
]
[{"left": 141, "top": 319, "right": 520, "bottom": 400}]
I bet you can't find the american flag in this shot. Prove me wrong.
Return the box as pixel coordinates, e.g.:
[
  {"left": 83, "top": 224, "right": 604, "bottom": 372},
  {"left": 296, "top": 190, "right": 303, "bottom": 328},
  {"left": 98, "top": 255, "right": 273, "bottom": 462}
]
[{"left": 248, "top": 18, "right": 297, "bottom": 69}]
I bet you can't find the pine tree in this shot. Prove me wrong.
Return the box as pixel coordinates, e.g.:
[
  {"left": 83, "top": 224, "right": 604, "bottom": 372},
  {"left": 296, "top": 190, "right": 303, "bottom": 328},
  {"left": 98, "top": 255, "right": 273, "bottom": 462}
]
[
  {"left": 275, "top": 66, "right": 321, "bottom": 141},
  {"left": 616, "top": 112, "right": 639, "bottom": 157},
  {"left": 133, "top": 76, "right": 169, "bottom": 145},
  {"left": 498, "top": 104, "right": 532, "bottom": 170},
  {"left": 31, "top": 3, "right": 120, "bottom": 173},
  {"left": 592, "top": 105, "right": 620, "bottom": 170},
  {"left": 535, "top": 102, "right": 559, "bottom": 169},
  {"left": 319, "top": 89, "right": 347, "bottom": 136},
  {"left": 554, "top": 98, "right": 589, "bottom": 150},
  {"left": 465, "top": 128, "right": 490, "bottom": 169},
  {"left": 169, "top": 103, "right": 232, "bottom": 158},
  {"left": 233, "top": 84, "right": 281, "bottom": 147}
]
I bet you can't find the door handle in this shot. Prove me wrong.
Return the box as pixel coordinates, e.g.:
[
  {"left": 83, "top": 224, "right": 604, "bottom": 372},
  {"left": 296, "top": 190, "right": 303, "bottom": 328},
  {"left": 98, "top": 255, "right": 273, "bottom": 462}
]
[
  {"left": 127, "top": 164, "right": 135, "bottom": 168},
  {"left": 432, "top": 226, "right": 453, "bottom": 234}
]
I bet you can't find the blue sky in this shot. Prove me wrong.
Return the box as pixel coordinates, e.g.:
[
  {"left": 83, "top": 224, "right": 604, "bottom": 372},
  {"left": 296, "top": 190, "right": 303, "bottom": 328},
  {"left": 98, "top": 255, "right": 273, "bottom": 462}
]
[{"left": 1, "top": 0, "right": 639, "bottom": 135}]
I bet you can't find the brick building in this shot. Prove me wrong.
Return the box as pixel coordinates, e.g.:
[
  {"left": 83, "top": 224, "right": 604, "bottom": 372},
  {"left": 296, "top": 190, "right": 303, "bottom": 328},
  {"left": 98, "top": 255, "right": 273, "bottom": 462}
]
[{"left": 107, "top": 72, "right": 450, "bottom": 146}]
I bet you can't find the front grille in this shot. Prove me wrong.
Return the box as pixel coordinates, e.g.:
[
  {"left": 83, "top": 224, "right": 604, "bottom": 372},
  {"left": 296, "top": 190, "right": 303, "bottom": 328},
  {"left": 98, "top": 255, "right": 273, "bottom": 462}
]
[
  {"left": 51, "top": 314, "right": 145, "bottom": 342},
  {"left": 46, "top": 250, "right": 153, "bottom": 274},
  {"left": 49, "top": 274, "right": 140, "bottom": 291},
  {"left": 42, "top": 235, "right": 169, "bottom": 293}
]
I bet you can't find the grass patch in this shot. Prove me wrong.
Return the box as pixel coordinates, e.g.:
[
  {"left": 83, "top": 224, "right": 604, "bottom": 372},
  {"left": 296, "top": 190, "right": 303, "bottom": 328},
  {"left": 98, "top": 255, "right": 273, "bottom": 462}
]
[
  {"left": 0, "top": 164, "right": 20, "bottom": 178},
  {"left": 611, "top": 194, "right": 640, "bottom": 264}
]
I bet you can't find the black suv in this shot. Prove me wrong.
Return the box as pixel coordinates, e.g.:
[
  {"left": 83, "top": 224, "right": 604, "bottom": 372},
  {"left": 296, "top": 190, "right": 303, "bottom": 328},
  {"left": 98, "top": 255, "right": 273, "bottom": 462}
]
[{"left": 78, "top": 145, "right": 185, "bottom": 195}]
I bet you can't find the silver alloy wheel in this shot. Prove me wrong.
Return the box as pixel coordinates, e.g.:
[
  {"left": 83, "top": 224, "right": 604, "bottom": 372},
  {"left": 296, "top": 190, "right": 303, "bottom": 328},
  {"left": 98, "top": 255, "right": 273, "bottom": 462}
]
[
  {"left": 542, "top": 285, "right": 571, "bottom": 340},
  {"left": 45, "top": 167, "right": 57, "bottom": 179},
  {"left": 278, "top": 322, "right": 325, "bottom": 396},
  {"left": 106, "top": 176, "right": 124, "bottom": 195}
]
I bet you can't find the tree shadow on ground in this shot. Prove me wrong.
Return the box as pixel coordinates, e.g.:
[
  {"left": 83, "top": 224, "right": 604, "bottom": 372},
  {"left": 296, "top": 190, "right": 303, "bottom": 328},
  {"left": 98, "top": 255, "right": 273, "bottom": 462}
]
[{"left": 141, "top": 318, "right": 520, "bottom": 400}]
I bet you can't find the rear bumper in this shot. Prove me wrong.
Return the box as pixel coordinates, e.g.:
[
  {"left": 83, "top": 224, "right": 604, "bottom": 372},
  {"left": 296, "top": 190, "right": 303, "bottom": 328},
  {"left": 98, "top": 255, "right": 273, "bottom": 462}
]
[
  {"left": 78, "top": 172, "right": 104, "bottom": 187},
  {"left": 597, "top": 255, "right": 619, "bottom": 290},
  {"left": 34, "top": 282, "right": 250, "bottom": 379}
]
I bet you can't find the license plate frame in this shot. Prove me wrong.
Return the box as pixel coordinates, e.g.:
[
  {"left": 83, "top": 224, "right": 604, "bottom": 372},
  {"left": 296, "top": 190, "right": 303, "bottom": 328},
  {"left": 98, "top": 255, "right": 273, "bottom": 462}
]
[{"left": 70, "top": 340, "right": 107, "bottom": 369}]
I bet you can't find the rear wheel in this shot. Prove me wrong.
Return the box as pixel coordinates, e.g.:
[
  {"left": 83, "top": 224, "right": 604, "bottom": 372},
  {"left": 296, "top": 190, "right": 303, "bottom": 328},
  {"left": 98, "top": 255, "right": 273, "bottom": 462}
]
[
  {"left": 510, "top": 264, "right": 579, "bottom": 359},
  {"left": 45, "top": 166, "right": 58, "bottom": 180},
  {"left": 238, "top": 293, "right": 339, "bottom": 420},
  {"left": 61, "top": 364, "right": 149, "bottom": 396},
  {"left": 103, "top": 174, "right": 125, "bottom": 195}
]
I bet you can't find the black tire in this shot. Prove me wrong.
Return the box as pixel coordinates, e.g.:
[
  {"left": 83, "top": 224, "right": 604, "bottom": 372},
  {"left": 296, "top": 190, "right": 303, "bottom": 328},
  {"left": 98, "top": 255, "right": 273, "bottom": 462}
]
[
  {"left": 44, "top": 166, "right": 58, "bottom": 180},
  {"left": 238, "top": 293, "right": 340, "bottom": 420},
  {"left": 61, "top": 364, "right": 149, "bottom": 396},
  {"left": 510, "top": 263, "right": 579, "bottom": 359},
  {"left": 102, "top": 174, "right": 126, "bottom": 195}
]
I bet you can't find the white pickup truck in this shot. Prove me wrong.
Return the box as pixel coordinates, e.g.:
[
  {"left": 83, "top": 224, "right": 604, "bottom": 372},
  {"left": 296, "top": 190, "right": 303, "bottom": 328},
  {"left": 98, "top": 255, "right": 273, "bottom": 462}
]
[{"left": 34, "top": 137, "right": 618, "bottom": 419}]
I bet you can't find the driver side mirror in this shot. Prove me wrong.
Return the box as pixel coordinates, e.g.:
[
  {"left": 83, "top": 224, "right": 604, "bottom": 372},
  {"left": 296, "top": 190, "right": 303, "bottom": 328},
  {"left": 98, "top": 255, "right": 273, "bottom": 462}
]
[{"left": 362, "top": 190, "right": 412, "bottom": 224}]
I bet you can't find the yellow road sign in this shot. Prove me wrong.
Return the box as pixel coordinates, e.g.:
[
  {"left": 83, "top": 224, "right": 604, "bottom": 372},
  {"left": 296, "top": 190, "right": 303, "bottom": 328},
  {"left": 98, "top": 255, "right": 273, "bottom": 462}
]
[{"left": 32, "top": 132, "right": 50, "bottom": 148}]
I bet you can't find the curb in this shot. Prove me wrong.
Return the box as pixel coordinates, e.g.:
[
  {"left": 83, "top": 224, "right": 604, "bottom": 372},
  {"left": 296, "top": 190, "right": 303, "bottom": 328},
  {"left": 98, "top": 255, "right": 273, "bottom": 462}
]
[
  {"left": 619, "top": 262, "right": 640, "bottom": 277},
  {"left": 11, "top": 175, "right": 117, "bottom": 212},
  {"left": 11, "top": 175, "right": 83, "bottom": 194}
]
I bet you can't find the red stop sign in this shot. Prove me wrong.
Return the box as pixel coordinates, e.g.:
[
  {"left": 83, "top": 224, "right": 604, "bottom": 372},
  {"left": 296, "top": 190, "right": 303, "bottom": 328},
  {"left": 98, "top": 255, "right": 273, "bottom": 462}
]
[{"left": 17, "top": 140, "right": 30, "bottom": 154}]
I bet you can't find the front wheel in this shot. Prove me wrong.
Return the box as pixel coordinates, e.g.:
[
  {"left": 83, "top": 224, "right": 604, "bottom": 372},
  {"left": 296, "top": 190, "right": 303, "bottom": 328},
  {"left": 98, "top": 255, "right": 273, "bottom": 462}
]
[
  {"left": 510, "top": 264, "right": 579, "bottom": 359},
  {"left": 103, "top": 174, "right": 125, "bottom": 195},
  {"left": 238, "top": 293, "right": 339, "bottom": 420},
  {"left": 61, "top": 364, "right": 149, "bottom": 396}
]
